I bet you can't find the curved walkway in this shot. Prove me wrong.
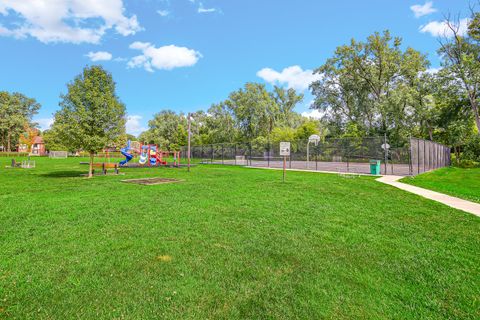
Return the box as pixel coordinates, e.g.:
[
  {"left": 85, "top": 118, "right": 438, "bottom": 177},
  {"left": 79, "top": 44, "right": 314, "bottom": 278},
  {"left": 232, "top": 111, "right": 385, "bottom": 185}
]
[{"left": 377, "top": 176, "right": 480, "bottom": 218}]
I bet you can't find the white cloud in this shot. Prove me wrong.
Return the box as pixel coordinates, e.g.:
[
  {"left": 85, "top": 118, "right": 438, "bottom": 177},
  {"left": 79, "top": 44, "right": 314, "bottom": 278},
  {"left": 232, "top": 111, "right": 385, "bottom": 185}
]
[
  {"left": 257, "top": 65, "right": 322, "bottom": 91},
  {"left": 157, "top": 10, "right": 170, "bottom": 17},
  {"left": 426, "top": 67, "right": 442, "bottom": 74},
  {"left": 301, "top": 109, "right": 324, "bottom": 120},
  {"left": 0, "top": 0, "right": 142, "bottom": 44},
  {"left": 128, "top": 41, "right": 202, "bottom": 72},
  {"left": 410, "top": 2, "right": 437, "bottom": 18},
  {"left": 198, "top": 7, "right": 217, "bottom": 14},
  {"left": 35, "top": 118, "right": 54, "bottom": 131},
  {"left": 86, "top": 51, "right": 113, "bottom": 62},
  {"left": 126, "top": 115, "right": 147, "bottom": 135},
  {"left": 420, "top": 18, "right": 470, "bottom": 38}
]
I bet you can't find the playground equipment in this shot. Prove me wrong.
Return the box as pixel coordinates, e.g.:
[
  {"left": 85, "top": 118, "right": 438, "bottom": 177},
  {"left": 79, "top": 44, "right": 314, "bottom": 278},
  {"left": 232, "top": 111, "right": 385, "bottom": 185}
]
[
  {"left": 119, "top": 140, "right": 182, "bottom": 167},
  {"left": 6, "top": 159, "right": 36, "bottom": 169}
]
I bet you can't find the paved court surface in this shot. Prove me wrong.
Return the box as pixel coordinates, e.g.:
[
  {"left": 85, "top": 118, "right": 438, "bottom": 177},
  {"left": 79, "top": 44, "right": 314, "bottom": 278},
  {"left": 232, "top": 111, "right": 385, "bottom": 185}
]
[{"left": 204, "top": 159, "right": 412, "bottom": 176}]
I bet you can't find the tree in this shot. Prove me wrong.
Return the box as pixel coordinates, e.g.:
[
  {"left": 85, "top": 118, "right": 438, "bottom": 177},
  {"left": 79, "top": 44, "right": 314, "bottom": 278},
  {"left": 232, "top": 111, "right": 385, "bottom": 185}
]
[
  {"left": 140, "top": 110, "right": 187, "bottom": 150},
  {"left": 0, "top": 91, "right": 40, "bottom": 151},
  {"left": 310, "top": 30, "right": 429, "bottom": 145},
  {"left": 43, "top": 127, "right": 69, "bottom": 152},
  {"left": 226, "top": 83, "right": 279, "bottom": 141},
  {"left": 204, "top": 103, "right": 238, "bottom": 144},
  {"left": 438, "top": 15, "right": 480, "bottom": 135},
  {"left": 54, "top": 65, "right": 126, "bottom": 177},
  {"left": 272, "top": 86, "right": 304, "bottom": 127}
]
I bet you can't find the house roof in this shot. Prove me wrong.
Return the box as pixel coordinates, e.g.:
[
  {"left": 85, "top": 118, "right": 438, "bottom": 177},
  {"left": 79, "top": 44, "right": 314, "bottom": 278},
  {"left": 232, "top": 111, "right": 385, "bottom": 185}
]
[{"left": 33, "top": 136, "right": 44, "bottom": 144}]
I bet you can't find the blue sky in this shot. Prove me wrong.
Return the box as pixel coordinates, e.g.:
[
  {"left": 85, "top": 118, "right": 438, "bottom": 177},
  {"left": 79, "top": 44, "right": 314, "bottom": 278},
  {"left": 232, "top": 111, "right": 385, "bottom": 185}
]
[{"left": 0, "top": 0, "right": 472, "bottom": 135}]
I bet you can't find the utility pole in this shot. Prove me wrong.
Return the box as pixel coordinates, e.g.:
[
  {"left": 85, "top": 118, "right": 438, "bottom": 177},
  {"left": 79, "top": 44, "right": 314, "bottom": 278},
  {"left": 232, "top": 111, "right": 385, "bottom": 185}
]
[{"left": 187, "top": 113, "right": 191, "bottom": 173}]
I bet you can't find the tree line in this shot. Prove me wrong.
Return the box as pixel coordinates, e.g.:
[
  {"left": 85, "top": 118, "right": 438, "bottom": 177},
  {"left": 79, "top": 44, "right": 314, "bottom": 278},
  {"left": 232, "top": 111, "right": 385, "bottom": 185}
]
[{"left": 1, "top": 12, "right": 480, "bottom": 173}]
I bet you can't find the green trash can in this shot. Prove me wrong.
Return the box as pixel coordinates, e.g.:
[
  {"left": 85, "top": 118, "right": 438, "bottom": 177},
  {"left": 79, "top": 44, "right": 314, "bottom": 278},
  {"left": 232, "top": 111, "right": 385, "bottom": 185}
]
[{"left": 370, "top": 160, "right": 381, "bottom": 175}]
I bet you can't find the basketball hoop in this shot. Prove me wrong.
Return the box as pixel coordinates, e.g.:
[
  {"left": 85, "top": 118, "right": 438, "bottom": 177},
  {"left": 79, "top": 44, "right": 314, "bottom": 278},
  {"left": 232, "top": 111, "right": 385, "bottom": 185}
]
[
  {"left": 307, "top": 134, "right": 321, "bottom": 169},
  {"left": 309, "top": 134, "right": 321, "bottom": 146}
]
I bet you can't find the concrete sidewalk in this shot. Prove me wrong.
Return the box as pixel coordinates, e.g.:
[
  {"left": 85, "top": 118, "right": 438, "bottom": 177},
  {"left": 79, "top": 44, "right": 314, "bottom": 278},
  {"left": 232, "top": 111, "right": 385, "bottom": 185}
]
[{"left": 377, "top": 176, "right": 480, "bottom": 218}]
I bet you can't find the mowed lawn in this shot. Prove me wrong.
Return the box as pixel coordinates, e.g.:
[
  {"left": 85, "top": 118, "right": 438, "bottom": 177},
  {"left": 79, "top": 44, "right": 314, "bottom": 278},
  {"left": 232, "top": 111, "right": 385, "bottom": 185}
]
[
  {"left": 402, "top": 167, "right": 480, "bottom": 204},
  {"left": 1, "top": 158, "right": 479, "bottom": 319}
]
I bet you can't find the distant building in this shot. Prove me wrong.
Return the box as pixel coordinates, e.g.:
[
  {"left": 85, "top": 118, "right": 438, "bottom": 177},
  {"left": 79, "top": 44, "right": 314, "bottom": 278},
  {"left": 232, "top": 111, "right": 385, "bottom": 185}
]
[{"left": 18, "top": 136, "right": 46, "bottom": 155}]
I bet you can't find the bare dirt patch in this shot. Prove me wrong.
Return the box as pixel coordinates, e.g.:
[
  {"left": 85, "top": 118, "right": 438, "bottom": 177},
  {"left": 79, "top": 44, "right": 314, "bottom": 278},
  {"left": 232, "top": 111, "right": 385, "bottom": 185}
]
[{"left": 121, "top": 178, "right": 183, "bottom": 185}]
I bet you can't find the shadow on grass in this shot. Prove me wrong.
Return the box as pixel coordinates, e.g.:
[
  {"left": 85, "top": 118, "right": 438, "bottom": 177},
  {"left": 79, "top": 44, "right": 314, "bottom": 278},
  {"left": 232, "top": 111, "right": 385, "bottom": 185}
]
[{"left": 40, "top": 170, "right": 85, "bottom": 178}]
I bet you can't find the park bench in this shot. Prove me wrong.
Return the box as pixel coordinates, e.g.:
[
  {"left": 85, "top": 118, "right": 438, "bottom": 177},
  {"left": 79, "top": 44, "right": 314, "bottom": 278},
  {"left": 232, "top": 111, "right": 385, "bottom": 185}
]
[{"left": 79, "top": 162, "right": 119, "bottom": 175}]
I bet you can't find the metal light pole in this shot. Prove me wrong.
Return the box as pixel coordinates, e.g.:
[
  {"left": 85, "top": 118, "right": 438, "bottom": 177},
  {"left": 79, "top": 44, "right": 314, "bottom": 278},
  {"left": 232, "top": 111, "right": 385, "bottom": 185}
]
[{"left": 187, "top": 113, "right": 191, "bottom": 172}]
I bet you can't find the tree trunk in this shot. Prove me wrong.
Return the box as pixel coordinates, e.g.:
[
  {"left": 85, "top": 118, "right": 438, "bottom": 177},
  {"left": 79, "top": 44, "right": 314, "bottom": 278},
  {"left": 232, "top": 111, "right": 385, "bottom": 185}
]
[
  {"left": 88, "top": 152, "right": 94, "bottom": 178},
  {"left": 428, "top": 126, "right": 433, "bottom": 141},
  {"left": 468, "top": 94, "right": 480, "bottom": 135},
  {"left": 7, "top": 131, "right": 11, "bottom": 152}
]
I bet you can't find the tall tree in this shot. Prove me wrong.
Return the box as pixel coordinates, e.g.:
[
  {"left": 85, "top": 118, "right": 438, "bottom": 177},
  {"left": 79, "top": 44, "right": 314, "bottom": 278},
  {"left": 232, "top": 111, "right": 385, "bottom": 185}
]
[
  {"left": 310, "top": 30, "right": 429, "bottom": 145},
  {"left": 272, "top": 86, "right": 304, "bottom": 127},
  {"left": 205, "top": 103, "right": 238, "bottom": 144},
  {"left": 54, "top": 66, "right": 126, "bottom": 177},
  {"left": 140, "top": 110, "right": 187, "bottom": 150},
  {"left": 438, "top": 15, "right": 480, "bottom": 134},
  {"left": 226, "top": 83, "right": 279, "bottom": 141},
  {"left": 0, "top": 91, "right": 40, "bottom": 151}
]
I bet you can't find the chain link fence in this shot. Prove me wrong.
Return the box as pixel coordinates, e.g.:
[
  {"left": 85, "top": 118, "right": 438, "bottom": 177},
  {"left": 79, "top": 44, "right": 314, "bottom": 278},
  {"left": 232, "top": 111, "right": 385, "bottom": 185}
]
[{"left": 182, "top": 137, "right": 450, "bottom": 176}]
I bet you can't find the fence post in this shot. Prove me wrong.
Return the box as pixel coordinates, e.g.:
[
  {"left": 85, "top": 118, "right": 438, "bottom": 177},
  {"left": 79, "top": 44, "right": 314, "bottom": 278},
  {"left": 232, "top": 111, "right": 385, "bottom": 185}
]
[
  {"left": 222, "top": 144, "right": 224, "bottom": 165},
  {"left": 408, "top": 137, "right": 413, "bottom": 176},
  {"left": 267, "top": 141, "right": 270, "bottom": 168},
  {"left": 423, "top": 140, "right": 426, "bottom": 173},
  {"left": 249, "top": 142, "right": 252, "bottom": 166},
  {"left": 289, "top": 142, "right": 292, "bottom": 169},
  {"left": 417, "top": 139, "right": 420, "bottom": 175},
  {"left": 384, "top": 133, "right": 388, "bottom": 175}
]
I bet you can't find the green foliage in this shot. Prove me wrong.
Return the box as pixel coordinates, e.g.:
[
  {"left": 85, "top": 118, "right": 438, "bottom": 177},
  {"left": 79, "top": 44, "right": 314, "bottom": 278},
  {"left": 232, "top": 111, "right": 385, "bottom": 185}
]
[
  {"left": 53, "top": 65, "right": 126, "bottom": 176},
  {"left": 0, "top": 91, "right": 40, "bottom": 151},
  {"left": 139, "top": 110, "right": 187, "bottom": 150},
  {"left": 295, "top": 120, "right": 320, "bottom": 140},
  {"left": 226, "top": 83, "right": 278, "bottom": 141},
  {"left": 438, "top": 15, "right": 480, "bottom": 135},
  {"left": 139, "top": 83, "right": 306, "bottom": 148},
  {"left": 455, "top": 159, "right": 480, "bottom": 168},
  {"left": 55, "top": 65, "right": 126, "bottom": 153},
  {"left": 463, "top": 135, "right": 480, "bottom": 162},
  {"left": 271, "top": 127, "right": 296, "bottom": 144},
  {"left": 43, "top": 128, "right": 69, "bottom": 151},
  {"left": 310, "top": 30, "right": 430, "bottom": 146}
]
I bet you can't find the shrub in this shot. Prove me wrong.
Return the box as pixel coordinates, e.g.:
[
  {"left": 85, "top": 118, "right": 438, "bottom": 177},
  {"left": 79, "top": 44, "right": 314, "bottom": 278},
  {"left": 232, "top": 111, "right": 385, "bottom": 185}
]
[
  {"left": 455, "top": 159, "right": 480, "bottom": 168},
  {"left": 462, "top": 135, "right": 480, "bottom": 162}
]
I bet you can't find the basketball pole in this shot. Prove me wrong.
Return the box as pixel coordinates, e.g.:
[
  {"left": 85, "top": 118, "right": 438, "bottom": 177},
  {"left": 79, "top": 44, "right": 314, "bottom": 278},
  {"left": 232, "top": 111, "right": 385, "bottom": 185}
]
[{"left": 187, "top": 113, "right": 191, "bottom": 173}]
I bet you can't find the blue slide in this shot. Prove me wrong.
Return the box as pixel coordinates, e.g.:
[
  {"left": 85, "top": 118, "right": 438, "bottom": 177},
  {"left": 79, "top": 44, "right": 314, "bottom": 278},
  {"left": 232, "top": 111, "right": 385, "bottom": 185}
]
[{"left": 120, "top": 141, "right": 134, "bottom": 166}]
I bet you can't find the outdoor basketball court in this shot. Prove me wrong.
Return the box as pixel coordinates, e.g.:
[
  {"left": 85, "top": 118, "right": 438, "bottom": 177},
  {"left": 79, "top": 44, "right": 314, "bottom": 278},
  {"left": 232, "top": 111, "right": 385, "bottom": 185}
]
[{"left": 202, "top": 158, "right": 412, "bottom": 176}]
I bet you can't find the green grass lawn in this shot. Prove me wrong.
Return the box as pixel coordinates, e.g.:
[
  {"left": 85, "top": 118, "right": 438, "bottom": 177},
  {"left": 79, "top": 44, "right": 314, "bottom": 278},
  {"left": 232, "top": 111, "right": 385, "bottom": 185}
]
[
  {"left": 1, "top": 157, "right": 479, "bottom": 319},
  {"left": 401, "top": 167, "right": 480, "bottom": 204}
]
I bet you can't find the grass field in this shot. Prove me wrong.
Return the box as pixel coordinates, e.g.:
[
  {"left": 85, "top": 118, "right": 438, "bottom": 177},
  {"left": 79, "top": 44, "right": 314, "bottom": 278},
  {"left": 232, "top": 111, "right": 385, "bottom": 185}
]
[
  {"left": 1, "top": 157, "right": 479, "bottom": 319},
  {"left": 401, "top": 167, "right": 480, "bottom": 204}
]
